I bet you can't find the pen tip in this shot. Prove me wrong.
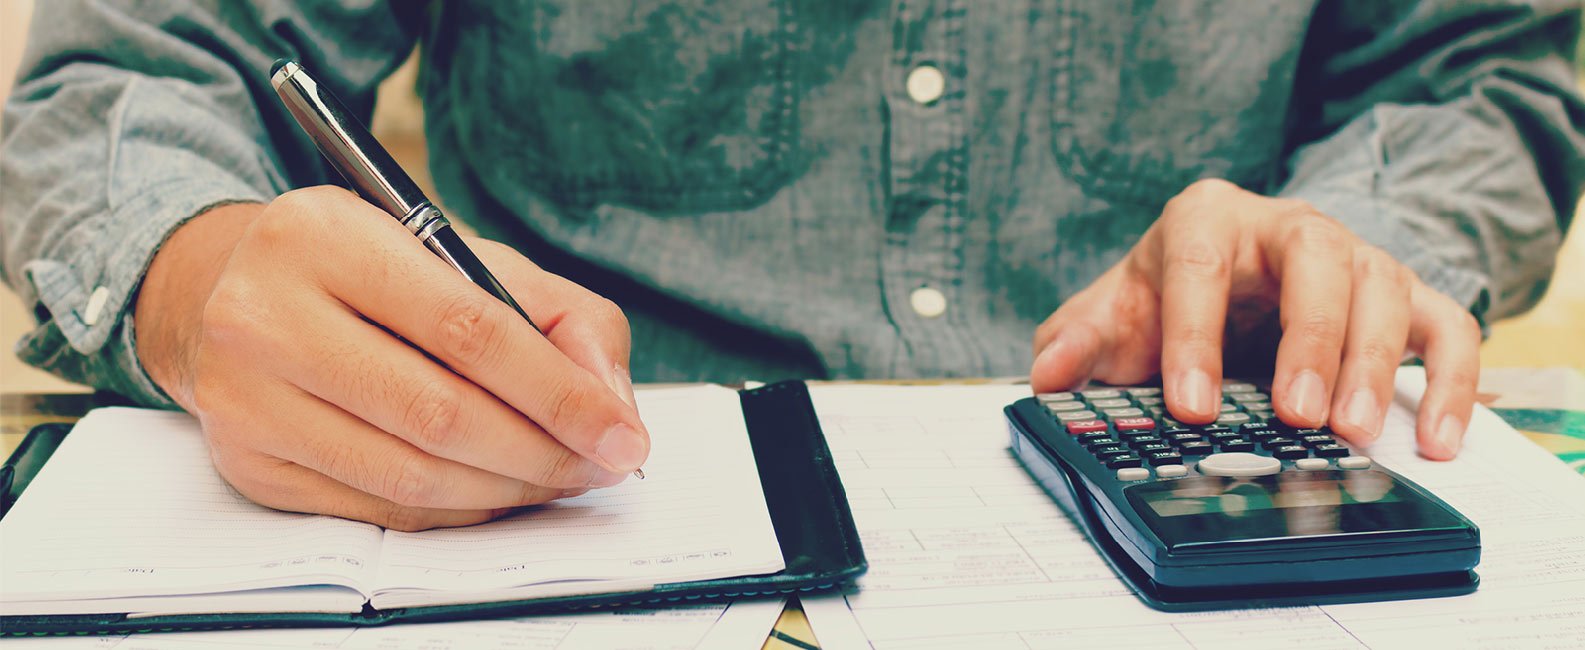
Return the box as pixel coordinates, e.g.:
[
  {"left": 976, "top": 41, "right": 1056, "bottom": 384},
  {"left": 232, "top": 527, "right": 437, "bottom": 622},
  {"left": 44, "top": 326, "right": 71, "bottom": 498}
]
[
  {"left": 633, "top": 469, "right": 645, "bottom": 480},
  {"left": 270, "top": 58, "right": 292, "bottom": 76}
]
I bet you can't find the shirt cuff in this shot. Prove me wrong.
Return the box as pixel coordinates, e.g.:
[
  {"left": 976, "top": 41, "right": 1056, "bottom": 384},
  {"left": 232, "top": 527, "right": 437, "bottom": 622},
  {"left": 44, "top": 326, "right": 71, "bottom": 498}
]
[{"left": 14, "top": 178, "right": 268, "bottom": 408}]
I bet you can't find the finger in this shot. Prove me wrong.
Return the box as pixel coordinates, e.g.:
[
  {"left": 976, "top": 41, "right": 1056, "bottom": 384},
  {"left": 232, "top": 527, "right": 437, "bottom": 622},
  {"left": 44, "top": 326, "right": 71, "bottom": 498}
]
[
  {"left": 1407, "top": 284, "right": 1480, "bottom": 460},
  {"left": 254, "top": 292, "right": 625, "bottom": 490},
  {"left": 1266, "top": 215, "right": 1354, "bottom": 428},
  {"left": 1327, "top": 248, "right": 1411, "bottom": 445},
  {"left": 473, "top": 239, "right": 636, "bottom": 408},
  {"left": 216, "top": 450, "right": 507, "bottom": 532},
  {"left": 1031, "top": 319, "right": 1108, "bottom": 393},
  {"left": 1139, "top": 189, "right": 1241, "bottom": 424},
  {"left": 298, "top": 195, "right": 649, "bottom": 473}
]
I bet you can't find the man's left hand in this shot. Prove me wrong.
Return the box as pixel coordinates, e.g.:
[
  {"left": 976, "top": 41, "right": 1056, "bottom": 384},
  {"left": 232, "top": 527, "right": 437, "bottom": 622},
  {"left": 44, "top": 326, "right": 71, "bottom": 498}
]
[{"left": 1030, "top": 179, "right": 1481, "bottom": 460}]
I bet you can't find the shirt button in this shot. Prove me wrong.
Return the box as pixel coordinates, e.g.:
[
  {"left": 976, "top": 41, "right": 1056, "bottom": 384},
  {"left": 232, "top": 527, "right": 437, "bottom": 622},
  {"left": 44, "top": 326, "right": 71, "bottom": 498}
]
[
  {"left": 81, "top": 286, "right": 111, "bottom": 327},
  {"left": 909, "top": 287, "right": 947, "bottom": 318},
  {"left": 905, "top": 65, "right": 945, "bottom": 105}
]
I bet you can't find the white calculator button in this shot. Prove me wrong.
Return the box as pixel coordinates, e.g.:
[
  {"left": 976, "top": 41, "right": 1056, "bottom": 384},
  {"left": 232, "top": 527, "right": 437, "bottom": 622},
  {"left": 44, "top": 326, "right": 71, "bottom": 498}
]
[
  {"left": 1338, "top": 456, "right": 1373, "bottom": 470},
  {"left": 1037, "top": 392, "right": 1077, "bottom": 403},
  {"left": 1116, "top": 467, "right": 1151, "bottom": 481},
  {"left": 1195, "top": 452, "right": 1281, "bottom": 477},
  {"left": 1155, "top": 464, "right": 1187, "bottom": 478},
  {"left": 1294, "top": 458, "right": 1330, "bottom": 471}
]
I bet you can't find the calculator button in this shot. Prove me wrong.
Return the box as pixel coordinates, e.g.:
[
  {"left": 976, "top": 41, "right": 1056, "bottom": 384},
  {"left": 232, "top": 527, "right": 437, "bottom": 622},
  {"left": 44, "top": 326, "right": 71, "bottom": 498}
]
[
  {"left": 1338, "top": 456, "right": 1373, "bottom": 469},
  {"left": 1113, "top": 417, "right": 1157, "bottom": 432},
  {"left": 1107, "top": 455, "right": 1144, "bottom": 469},
  {"left": 1166, "top": 432, "right": 1203, "bottom": 443},
  {"left": 1135, "top": 396, "right": 1165, "bottom": 406},
  {"left": 1249, "top": 409, "right": 1277, "bottom": 420},
  {"left": 1091, "top": 445, "right": 1128, "bottom": 458},
  {"left": 1273, "top": 445, "right": 1309, "bottom": 459},
  {"left": 1216, "top": 413, "right": 1252, "bottom": 425},
  {"left": 1057, "top": 410, "right": 1098, "bottom": 421},
  {"left": 1194, "top": 425, "right": 1234, "bottom": 437},
  {"left": 1136, "top": 443, "right": 1173, "bottom": 455},
  {"left": 1300, "top": 434, "right": 1334, "bottom": 446},
  {"left": 1229, "top": 392, "right": 1268, "bottom": 402},
  {"left": 1295, "top": 458, "right": 1330, "bottom": 471},
  {"left": 1147, "top": 451, "right": 1184, "bottom": 466},
  {"left": 1120, "top": 429, "right": 1161, "bottom": 440},
  {"left": 1081, "top": 389, "right": 1123, "bottom": 399},
  {"left": 1155, "top": 464, "right": 1188, "bottom": 478},
  {"left": 1037, "top": 392, "right": 1077, "bottom": 402},
  {"left": 1242, "top": 401, "right": 1272, "bottom": 412},
  {"left": 1313, "top": 444, "right": 1351, "bottom": 458},
  {"left": 1219, "top": 402, "right": 1239, "bottom": 413},
  {"left": 1116, "top": 467, "right": 1151, "bottom": 481},
  {"left": 1046, "top": 401, "right": 1089, "bottom": 412},
  {"left": 1261, "top": 437, "right": 1298, "bottom": 450},
  {"left": 1218, "top": 440, "right": 1256, "bottom": 453},
  {"left": 1126, "top": 387, "right": 1163, "bottom": 397},
  {"left": 1103, "top": 407, "right": 1146, "bottom": 418},
  {"left": 1196, "top": 452, "right": 1281, "bottom": 477},
  {"left": 1177, "top": 441, "right": 1214, "bottom": 455},
  {"left": 1223, "top": 382, "right": 1259, "bottom": 393},
  {"left": 1077, "top": 432, "right": 1115, "bottom": 445},
  {"left": 1065, "top": 420, "right": 1109, "bottom": 435},
  {"left": 1090, "top": 398, "right": 1131, "bottom": 409},
  {"left": 1238, "top": 421, "right": 1274, "bottom": 434}
]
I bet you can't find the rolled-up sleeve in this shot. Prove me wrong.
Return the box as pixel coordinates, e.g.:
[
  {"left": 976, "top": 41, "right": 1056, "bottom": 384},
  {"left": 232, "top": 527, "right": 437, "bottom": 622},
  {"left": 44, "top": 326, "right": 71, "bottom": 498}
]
[
  {"left": 1278, "top": 0, "right": 1585, "bottom": 324},
  {"left": 1, "top": 0, "right": 418, "bottom": 406}
]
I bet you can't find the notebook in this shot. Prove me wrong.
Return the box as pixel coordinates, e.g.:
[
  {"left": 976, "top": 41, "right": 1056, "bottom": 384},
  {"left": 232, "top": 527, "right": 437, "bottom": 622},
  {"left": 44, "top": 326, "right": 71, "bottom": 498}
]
[{"left": 0, "top": 382, "right": 865, "bottom": 636}]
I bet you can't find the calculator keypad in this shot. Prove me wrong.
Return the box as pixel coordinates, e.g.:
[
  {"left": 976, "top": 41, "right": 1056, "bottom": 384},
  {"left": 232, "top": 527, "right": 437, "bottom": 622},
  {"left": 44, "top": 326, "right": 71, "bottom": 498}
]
[{"left": 1034, "top": 383, "right": 1359, "bottom": 482}]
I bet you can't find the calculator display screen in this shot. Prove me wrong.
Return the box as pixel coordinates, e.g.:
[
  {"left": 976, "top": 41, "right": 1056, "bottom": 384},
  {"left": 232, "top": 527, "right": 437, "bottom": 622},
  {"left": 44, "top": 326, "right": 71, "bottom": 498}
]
[{"left": 1125, "top": 470, "right": 1460, "bottom": 546}]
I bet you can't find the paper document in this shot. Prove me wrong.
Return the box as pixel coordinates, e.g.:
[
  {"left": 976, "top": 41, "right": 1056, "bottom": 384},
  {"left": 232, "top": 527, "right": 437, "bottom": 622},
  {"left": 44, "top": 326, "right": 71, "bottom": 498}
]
[
  {"left": 800, "top": 372, "right": 1585, "bottom": 649},
  {"left": 0, "top": 385, "right": 784, "bottom": 615}
]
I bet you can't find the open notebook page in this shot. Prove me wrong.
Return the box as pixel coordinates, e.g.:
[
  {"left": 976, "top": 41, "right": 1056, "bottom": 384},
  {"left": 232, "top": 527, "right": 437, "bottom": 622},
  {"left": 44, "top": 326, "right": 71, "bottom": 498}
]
[
  {"left": 368, "top": 384, "right": 786, "bottom": 608},
  {"left": 0, "top": 408, "right": 380, "bottom": 615}
]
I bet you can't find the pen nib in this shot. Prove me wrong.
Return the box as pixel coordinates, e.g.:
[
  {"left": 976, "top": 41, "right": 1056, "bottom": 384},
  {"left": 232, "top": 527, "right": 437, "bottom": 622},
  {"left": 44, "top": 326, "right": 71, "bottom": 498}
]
[{"left": 633, "top": 468, "right": 646, "bottom": 480}]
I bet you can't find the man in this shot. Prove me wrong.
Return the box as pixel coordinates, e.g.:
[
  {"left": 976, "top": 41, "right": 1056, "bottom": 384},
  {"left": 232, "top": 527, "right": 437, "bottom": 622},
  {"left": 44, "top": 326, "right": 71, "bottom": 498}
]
[{"left": 4, "top": 1, "right": 1582, "bottom": 530}]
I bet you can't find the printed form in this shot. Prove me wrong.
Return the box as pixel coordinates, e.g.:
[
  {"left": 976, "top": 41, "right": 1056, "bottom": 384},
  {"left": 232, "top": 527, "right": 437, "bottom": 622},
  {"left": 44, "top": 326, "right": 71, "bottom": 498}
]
[{"left": 801, "top": 372, "right": 1585, "bottom": 649}]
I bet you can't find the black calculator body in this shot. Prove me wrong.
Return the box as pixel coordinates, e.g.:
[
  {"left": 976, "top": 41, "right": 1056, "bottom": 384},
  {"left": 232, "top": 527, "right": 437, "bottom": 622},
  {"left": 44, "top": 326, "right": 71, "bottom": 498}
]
[{"left": 1006, "top": 384, "right": 1479, "bottom": 611}]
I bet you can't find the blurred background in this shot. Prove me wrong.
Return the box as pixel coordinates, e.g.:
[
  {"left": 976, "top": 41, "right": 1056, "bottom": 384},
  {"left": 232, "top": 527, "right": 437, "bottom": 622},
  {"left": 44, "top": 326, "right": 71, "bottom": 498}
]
[{"left": 1, "top": 1, "right": 1582, "bottom": 396}]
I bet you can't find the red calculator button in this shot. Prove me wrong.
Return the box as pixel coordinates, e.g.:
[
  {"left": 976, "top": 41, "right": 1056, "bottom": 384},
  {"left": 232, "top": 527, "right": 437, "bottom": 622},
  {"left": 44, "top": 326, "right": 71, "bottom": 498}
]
[
  {"left": 1113, "top": 417, "right": 1157, "bottom": 432},
  {"left": 1065, "top": 420, "right": 1109, "bottom": 435}
]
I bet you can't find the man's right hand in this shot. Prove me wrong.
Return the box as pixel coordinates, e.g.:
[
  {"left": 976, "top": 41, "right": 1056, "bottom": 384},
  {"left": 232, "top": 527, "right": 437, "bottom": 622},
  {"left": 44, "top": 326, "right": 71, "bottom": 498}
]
[{"left": 134, "top": 186, "right": 649, "bottom": 531}]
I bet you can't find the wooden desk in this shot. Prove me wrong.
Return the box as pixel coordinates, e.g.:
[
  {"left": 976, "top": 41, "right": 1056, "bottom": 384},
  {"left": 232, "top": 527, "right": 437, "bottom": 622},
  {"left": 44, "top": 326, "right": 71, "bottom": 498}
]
[{"left": 6, "top": 371, "right": 1581, "bottom": 649}]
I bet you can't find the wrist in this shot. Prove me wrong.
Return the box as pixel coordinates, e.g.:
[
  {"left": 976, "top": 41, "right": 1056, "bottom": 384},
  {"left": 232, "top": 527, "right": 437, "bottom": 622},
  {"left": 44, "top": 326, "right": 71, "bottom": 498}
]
[{"left": 133, "top": 202, "right": 263, "bottom": 409}]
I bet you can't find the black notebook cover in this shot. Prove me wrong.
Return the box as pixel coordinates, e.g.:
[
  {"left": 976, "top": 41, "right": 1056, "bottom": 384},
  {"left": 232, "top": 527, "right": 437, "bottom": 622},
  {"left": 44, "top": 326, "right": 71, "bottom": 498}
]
[{"left": 0, "top": 380, "right": 866, "bottom": 636}]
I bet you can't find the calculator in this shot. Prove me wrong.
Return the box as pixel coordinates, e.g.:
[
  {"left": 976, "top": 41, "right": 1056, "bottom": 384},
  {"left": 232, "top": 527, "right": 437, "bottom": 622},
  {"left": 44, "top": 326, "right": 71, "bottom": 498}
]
[{"left": 1005, "top": 383, "right": 1480, "bottom": 611}]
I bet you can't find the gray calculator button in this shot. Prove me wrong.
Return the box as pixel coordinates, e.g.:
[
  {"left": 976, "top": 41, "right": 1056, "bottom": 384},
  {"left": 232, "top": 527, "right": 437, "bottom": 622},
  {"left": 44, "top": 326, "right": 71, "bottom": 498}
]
[
  {"left": 1081, "top": 389, "right": 1124, "bottom": 399},
  {"left": 1126, "top": 387, "right": 1163, "bottom": 397},
  {"left": 1294, "top": 458, "right": 1330, "bottom": 471},
  {"left": 1242, "top": 401, "right": 1272, "bottom": 411},
  {"left": 1219, "top": 402, "right": 1239, "bottom": 412},
  {"left": 1046, "top": 401, "right": 1088, "bottom": 412},
  {"left": 1216, "top": 413, "right": 1252, "bottom": 425},
  {"left": 1155, "top": 464, "right": 1188, "bottom": 478},
  {"left": 1338, "top": 456, "right": 1373, "bottom": 470},
  {"left": 1230, "top": 392, "right": 1269, "bottom": 403},
  {"left": 1037, "top": 392, "right": 1077, "bottom": 402},
  {"left": 1116, "top": 467, "right": 1151, "bottom": 481},
  {"left": 1135, "top": 396, "right": 1165, "bottom": 406},
  {"left": 1056, "top": 410, "right": 1097, "bottom": 421},
  {"left": 1223, "top": 382, "right": 1258, "bottom": 393},
  {"left": 1090, "top": 398, "right": 1132, "bottom": 409},
  {"left": 1103, "top": 408, "right": 1145, "bottom": 418},
  {"left": 1195, "top": 452, "right": 1282, "bottom": 477}
]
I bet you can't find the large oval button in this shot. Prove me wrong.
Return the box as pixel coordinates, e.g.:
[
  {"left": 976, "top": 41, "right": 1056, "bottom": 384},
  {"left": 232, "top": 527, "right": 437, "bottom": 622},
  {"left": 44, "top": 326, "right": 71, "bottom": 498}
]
[{"left": 1195, "top": 452, "right": 1281, "bottom": 477}]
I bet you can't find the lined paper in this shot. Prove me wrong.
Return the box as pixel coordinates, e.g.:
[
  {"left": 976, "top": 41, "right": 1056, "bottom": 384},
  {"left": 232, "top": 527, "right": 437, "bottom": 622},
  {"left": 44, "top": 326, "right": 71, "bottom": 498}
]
[{"left": 370, "top": 385, "right": 786, "bottom": 607}]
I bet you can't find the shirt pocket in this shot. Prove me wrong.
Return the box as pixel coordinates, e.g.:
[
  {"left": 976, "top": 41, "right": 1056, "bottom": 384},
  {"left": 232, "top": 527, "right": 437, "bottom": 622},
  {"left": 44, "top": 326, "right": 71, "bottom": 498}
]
[
  {"left": 1049, "top": 0, "right": 1297, "bottom": 207},
  {"left": 445, "top": 0, "right": 804, "bottom": 213}
]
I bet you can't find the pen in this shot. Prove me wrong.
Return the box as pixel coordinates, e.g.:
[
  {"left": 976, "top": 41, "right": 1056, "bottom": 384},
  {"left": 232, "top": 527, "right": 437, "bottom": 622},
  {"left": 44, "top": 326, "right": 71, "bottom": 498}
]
[{"left": 270, "top": 59, "right": 644, "bottom": 480}]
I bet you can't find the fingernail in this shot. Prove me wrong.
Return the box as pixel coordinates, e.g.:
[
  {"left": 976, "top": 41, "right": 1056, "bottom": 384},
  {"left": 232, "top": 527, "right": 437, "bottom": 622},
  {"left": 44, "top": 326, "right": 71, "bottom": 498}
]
[
  {"left": 595, "top": 423, "right": 648, "bottom": 471},
  {"left": 1287, "top": 370, "right": 1327, "bottom": 424},
  {"left": 1175, "top": 368, "right": 1214, "bottom": 418},
  {"left": 607, "top": 362, "right": 636, "bottom": 409},
  {"left": 1340, "top": 389, "right": 1381, "bottom": 440},
  {"left": 1436, "top": 414, "right": 1465, "bottom": 457},
  {"left": 587, "top": 469, "right": 628, "bottom": 488}
]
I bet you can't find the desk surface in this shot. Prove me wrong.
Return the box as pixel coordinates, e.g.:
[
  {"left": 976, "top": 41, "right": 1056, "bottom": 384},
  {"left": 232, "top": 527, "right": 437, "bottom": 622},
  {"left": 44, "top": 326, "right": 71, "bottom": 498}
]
[{"left": 4, "top": 371, "right": 1582, "bottom": 649}]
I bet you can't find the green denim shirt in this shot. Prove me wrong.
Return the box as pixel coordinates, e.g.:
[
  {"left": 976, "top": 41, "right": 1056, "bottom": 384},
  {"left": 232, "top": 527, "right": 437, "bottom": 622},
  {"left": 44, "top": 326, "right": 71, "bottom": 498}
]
[{"left": 3, "top": 0, "right": 1583, "bottom": 407}]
